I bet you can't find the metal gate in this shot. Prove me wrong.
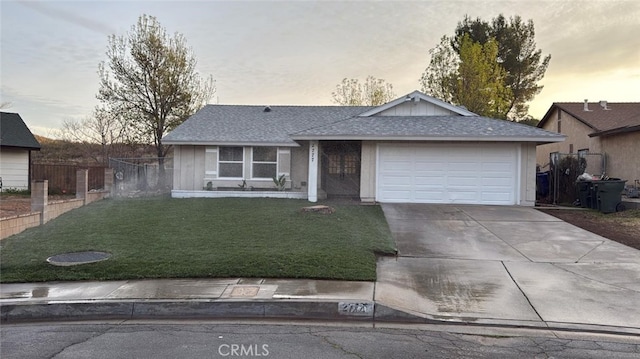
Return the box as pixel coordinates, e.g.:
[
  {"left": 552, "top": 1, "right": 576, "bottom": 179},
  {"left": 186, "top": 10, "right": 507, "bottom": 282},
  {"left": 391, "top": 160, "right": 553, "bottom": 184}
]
[
  {"left": 548, "top": 152, "right": 606, "bottom": 205},
  {"left": 109, "top": 157, "right": 173, "bottom": 196}
]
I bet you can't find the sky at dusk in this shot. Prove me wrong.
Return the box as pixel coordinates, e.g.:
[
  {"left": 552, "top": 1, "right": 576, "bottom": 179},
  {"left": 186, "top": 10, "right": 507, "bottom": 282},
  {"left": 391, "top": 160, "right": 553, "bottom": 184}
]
[{"left": 1, "top": 0, "right": 639, "bottom": 136}]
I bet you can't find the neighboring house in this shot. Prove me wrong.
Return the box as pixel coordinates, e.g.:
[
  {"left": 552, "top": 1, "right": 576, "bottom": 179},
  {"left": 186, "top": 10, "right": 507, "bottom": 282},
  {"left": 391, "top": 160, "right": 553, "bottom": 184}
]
[
  {"left": 536, "top": 101, "right": 640, "bottom": 183},
  {"left": 163, "top": 91, "right": 564, "bottom": 206},
  {"left": 0, "top": 112, "right": 41, "bottom": 191}
]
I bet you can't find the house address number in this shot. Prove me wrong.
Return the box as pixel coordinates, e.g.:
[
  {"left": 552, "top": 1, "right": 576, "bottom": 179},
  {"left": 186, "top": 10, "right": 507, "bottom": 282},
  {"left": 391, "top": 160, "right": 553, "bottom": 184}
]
[
  {"left": 338, "top": 302, "right": 373, "bottom": 315},
  {"left": 310, "top": 143, "right": 317, "bottom": 162}
]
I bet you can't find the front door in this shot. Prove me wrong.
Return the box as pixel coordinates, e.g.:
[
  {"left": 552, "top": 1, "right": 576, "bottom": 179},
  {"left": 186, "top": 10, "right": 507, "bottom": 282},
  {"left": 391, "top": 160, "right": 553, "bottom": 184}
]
[{"left": 321, "top": 141, "right": 361, "bottom": 198}]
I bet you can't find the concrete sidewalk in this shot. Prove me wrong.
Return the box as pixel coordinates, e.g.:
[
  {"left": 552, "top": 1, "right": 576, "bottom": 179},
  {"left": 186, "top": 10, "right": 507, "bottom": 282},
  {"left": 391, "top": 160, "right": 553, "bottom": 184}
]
[
  {"left": 1, "top": 274, "right": 639, "bottom": 336},
  {"left": 0, "top": 278, "right": 388, "bottom": 323}
]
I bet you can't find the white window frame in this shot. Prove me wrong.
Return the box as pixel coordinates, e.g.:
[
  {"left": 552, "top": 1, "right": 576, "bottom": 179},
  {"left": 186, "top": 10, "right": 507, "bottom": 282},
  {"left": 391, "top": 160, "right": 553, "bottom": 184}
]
[
  {"left": 250, "top": 147, "right": 278, "bottom": 180},
  {"left": 218, "top": 146, "right": 244, "bottom": 179}
]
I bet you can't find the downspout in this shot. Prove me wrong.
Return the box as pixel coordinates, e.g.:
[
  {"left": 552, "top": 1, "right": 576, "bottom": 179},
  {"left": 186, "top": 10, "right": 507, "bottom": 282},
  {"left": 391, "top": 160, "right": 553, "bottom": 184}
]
[
  {"left": 28, "top": 149, "right": 32, "bottom": 192},
  {"left": 516, "top": 144, "right": 522, "bottom": 205}
]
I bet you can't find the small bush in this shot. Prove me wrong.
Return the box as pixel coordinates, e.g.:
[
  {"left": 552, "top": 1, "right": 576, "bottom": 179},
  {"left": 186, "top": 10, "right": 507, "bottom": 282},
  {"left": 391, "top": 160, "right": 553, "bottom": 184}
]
[{"left": 1, "top": 188, "right": 30, "bottom": 196}]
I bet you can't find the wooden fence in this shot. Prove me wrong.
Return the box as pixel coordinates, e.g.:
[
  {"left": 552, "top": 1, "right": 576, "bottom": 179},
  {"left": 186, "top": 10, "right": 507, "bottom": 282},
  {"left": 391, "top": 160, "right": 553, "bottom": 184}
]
[{"left": 31, "top": 164, "right": 106, "bottom": 194}]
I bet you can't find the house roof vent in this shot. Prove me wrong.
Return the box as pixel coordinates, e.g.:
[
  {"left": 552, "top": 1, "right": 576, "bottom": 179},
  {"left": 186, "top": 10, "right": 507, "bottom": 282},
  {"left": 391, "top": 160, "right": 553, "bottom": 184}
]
[
  {"left": 583, "top": 99, "right": 591, "bottom": 111},
  {"left": 599, "top": 100, "right": 609, "bottom": 110},
  {"left": 263, "top": 106, "right": 271, "bottom": 112}
]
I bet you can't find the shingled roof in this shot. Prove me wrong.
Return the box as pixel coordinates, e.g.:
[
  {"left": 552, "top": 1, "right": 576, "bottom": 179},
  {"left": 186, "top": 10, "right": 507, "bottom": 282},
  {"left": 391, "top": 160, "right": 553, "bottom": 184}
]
[
  {"left": 0, "top": 112, "right": 41, "bottom": 150},
  {"left": 164, "top": 93, "right": 564, "bottom": 145},
  {"left": 163, "top": 105, "right": 373, "bottom": 146},
  {"left": 539, "top": 102, "right": 640, "bottom": 137},
  {"left": 292, "top": 115, "right": 564, "bottom": 142}
]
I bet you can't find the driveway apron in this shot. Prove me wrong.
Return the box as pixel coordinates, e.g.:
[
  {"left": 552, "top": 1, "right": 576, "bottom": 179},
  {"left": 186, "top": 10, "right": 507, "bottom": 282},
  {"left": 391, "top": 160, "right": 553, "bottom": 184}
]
[{"left": 376, "top": 204, "right": 640, "bottom": 330}]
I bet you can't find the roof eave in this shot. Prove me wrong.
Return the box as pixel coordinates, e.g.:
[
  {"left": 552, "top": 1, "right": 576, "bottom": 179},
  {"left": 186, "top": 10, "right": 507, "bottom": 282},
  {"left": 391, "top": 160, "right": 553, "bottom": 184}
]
[
  {"left": 290, "top": 135, "right": 566, "bottom": 143},
  {"left": 163, "top": 140, "right": 300, "bottom": 147},
  {"left": 588, "top": 125, "right": 640, "bottom": 137},
  {"left": 0, "top": 144, "right": 41, "bottom": 150}
]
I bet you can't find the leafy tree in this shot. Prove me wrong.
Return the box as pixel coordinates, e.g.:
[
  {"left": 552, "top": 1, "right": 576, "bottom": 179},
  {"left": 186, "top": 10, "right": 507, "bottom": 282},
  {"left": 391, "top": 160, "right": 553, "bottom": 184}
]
[
  {"left": 516, "top": 116, "right": 540, "bottom": 127},
  {"left": 420, "top": 35, "right": 511, "bottom": 118},
  {"left": 97, "top": 14, "right": 215, "bottom": 186},
  {"left": 453, "top": 35, "right": 511, "bottom": 118},
  {"left": 453, "top": 14, "right": 551, "bottom": 119},
  {"left": 332, "top": 76, "right": 395, "bottom": 106},
  {"left": 419, "top": 36, "right": 458, "bottom": 104}
]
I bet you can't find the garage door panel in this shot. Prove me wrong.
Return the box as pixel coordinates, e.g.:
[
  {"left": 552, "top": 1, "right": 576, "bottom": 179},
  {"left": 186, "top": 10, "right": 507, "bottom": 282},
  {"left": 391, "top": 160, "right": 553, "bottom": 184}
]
[
  {"left": 481, "top": 192, "right": 513, "bottom": 203},
  {"left": 415, "top": 161, "right": 445, "bottom": 170},
  {"left": 414, "top": 195, "right": 447, "bottom": 202},
  {"left": 379, "top": 189, "right": 412, "bottom": 201},
  {"left": 481, "top": 177, "right": 512, "bottom": 187},
  {"left": 448, "top": 190, "right": 481, "bottom": 202},
  {"left": 380, "top": 161, "right": 413, "bottom": 171},
  {"left": 377, "top": 143, "right": 517, "bottom": 205},
  {"left": 379, "top": 175, "right": 412, "bottom": 186},
  {"left": 448, "top": 176, "right": 479, "bottom": 186},
  {"left": 414, "top": 174, "right": 446, "bottom": 185}
]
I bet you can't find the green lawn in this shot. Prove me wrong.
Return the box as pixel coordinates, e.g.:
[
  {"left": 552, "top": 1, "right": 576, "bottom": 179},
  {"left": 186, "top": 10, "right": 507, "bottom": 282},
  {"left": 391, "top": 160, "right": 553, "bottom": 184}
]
[{"left": 0, "top": 197, "right": 396, "bottom": 283}]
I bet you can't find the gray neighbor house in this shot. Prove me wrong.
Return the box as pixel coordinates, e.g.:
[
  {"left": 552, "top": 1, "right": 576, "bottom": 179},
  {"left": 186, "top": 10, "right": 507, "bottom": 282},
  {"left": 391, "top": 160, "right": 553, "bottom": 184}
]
[{"left": 163, "top": 91, "right": 564, "bottom": 205}]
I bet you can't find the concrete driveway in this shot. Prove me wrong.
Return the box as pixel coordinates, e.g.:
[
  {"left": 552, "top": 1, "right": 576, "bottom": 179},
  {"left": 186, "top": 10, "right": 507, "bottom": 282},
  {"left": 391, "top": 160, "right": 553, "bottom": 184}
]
[{"left": 376, "top": 204, "right": 640, "bottom": 331}]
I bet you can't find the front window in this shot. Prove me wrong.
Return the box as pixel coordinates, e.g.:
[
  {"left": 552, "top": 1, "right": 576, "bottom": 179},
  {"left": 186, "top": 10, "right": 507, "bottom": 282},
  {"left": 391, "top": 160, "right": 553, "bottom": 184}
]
[
  {"left": 252, "top": 147, "right": 277, "bottom": 179},
  {"left": 219, "top": 146, "right": 244, "bottom": 178}
]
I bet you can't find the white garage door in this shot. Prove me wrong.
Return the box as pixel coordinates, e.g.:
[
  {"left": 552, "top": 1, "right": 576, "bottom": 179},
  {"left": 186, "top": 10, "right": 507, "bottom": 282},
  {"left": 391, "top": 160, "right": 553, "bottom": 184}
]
[{"left": 377, "top": 143, "right": 518, "bottom": 205}]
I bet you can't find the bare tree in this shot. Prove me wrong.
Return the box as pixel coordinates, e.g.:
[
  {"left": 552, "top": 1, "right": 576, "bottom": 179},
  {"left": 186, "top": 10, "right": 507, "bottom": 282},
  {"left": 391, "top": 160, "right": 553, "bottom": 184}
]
[
  {"left": 61, "top": 107, "right": 126, "bottom": 165},
  {"left": 332, "top": 76, "right": 395, "bottom": 106},
  {"left": 97, "top": 14, "right": 215, "bottom": 186}
]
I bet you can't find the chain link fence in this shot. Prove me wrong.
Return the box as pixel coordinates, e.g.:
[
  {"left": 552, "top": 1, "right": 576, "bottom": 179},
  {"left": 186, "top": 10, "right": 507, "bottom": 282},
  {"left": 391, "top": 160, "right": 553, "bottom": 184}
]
[
  {"left": 545, "top": 153, "right": 606, "bottom": 205},
  {"left": 109, "top": 157, "right": 173, "bottom": 197}
]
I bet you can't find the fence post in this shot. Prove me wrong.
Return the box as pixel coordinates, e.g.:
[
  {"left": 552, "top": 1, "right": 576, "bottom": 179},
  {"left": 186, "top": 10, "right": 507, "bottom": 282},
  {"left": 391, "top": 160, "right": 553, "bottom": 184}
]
[
  {"left": 31, "top": 180, "right": 48, "bottom": 225},
  {"left": 104, "top": 168, "right": 114, "bottom": 195},
  {"left": 76, "top": 169, "right": 88, "bottom": 205}
]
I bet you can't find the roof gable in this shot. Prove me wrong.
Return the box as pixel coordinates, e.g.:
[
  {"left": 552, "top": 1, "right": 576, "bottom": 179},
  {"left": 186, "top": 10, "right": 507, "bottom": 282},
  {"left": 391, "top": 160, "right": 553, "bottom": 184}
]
[
  {"left": 0, "top": 112, "right": 41, "bottom": 150},
  {"left": 539, "top": 102, "right": 640, "bottom": 136},
  {"left": 357, "top": 90, "right": 478, "bottom": 117}
]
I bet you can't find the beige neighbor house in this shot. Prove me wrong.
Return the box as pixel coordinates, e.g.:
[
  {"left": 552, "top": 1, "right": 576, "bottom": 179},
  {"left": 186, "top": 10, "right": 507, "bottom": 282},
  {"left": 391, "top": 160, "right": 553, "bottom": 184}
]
[
  {"left": 536, "top": 101, "right": 640, "bottom": 184},
  {"left": 0, "top": 112, "right": 41, "bottom": 191},
  {"left": 163, "top": 91, "right": 564, "bottom": 206}
]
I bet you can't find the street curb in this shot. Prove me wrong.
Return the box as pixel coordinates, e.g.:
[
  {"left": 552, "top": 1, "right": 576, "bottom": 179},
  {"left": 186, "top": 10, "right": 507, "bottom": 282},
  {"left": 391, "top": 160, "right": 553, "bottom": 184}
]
[
  {"left": 2, "top": 300, "right": 639, "bottom": 337},
  {"left": 1, "top": 300, "right": 375, "bottom": 323}
]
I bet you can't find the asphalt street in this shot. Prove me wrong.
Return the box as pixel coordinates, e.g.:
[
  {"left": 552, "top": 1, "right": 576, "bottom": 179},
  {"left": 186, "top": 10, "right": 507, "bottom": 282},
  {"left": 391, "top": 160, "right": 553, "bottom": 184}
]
[{"left": 1, "top": 321, "right": 639, "bottom": 359}]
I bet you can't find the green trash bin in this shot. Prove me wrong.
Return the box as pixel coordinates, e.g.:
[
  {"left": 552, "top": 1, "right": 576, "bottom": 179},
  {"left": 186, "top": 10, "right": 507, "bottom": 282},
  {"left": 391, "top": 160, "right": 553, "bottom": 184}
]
[
  {"left": 576, "top": 180, "right": 593, "bottom": 208},
  {"left": 595, "top": 179, "right": 627, "bottom": 213}
]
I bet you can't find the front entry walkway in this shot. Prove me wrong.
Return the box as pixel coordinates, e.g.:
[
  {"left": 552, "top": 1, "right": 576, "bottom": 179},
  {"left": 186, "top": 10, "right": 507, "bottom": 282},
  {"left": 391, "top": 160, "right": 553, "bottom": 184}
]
[{"left": 376, "top": 204, "right": 640, "bottom": 331}]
